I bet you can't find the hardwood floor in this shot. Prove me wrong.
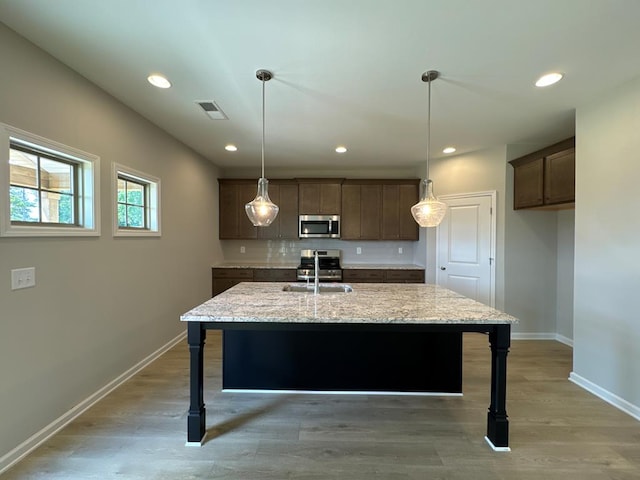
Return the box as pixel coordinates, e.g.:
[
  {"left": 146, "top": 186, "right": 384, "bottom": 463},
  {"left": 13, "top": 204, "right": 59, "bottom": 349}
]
[{"left": 3, "top": 333, "right": 639, "bottom": 479}]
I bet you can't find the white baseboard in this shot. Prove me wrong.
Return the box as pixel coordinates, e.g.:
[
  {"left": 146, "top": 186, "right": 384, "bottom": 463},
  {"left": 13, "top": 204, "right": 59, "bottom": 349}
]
[
  {"left": 511, "top": 332, "right": 573, "bottom": 347},
  {"left": 554, "top": 334, "right": 573, "bottom": 347},
  {"left": 511, "top": 332, "right": 556, "bottom": 341},
  {"left": 0, "top": 330, "right": 187, "bottom": 476},
  {"left": 569, "top": 372, "right": 640, "bottom": 422}
]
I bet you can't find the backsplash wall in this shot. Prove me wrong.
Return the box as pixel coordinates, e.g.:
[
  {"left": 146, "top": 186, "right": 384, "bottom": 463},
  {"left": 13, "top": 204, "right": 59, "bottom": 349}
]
[{"left": 220, "top": 239, "right": 421, "bottom": 266}]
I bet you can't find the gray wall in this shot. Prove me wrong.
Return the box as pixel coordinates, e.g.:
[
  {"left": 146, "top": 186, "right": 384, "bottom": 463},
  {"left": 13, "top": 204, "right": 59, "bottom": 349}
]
[
  {"left": 574, "top": 74, "right": 640, "bottom": 409},
  {"left": 0, "top": 24, "right": 222, "bottom": 461},
  {"left": 428, "top": 146, "right": 508, "bottom": 311},
  {"left": 556, "top": 210, "right": 575, "bottom": 342}
]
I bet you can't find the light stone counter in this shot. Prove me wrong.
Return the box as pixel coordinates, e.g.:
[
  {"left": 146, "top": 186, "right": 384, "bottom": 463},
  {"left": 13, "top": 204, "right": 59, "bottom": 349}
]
[
  {"left": 342, "top": 263, "right": 423, "bottom": 270},
  {"left": 213, "top": 262, "right": 298, "bottom": 269},
  {"left": 213, "top": 263, "right": 423, "bottom": 270},
  {"left": 181, "top": 282, "right": 517, "bottom": 325}
]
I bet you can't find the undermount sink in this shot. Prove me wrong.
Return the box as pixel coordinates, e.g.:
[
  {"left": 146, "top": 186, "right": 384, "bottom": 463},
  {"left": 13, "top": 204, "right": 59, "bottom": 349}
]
[{"left": 282, "top": 283, "right": 353, "bottom": 293}]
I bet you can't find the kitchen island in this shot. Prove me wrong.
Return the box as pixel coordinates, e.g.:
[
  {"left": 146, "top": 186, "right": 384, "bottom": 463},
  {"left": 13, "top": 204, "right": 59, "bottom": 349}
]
[{"left": 181, "top": 282, "right": 518, "bottom": 450}]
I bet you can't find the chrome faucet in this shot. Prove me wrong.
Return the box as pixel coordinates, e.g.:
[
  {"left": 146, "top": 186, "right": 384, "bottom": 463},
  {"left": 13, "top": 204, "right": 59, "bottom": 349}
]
[{"left": 314, "top": 249, "right": 320, "bottom": 295}]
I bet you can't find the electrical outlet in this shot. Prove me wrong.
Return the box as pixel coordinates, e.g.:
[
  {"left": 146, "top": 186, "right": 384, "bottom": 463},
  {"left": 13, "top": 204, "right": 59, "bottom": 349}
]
[
  {"left": 11, "top": 267, "right": 36, "bottom": 290},
  {"left": 398, "top": 247, "right": 403, "bottom": 254},
  {"left": 356, "top": 247, "right": 362, "bottom": 255},
  {"left": 240, "top": 246, "right": 246, "bottom": 254}
]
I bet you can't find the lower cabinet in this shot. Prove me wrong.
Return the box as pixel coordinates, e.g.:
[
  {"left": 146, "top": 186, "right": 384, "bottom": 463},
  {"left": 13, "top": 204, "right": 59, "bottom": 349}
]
[
  {"left": 343, "top": 268, "right": 425, "bottom": 284},
  {"left": 342, "top": 269, "right": 385, "bottom": 283},
  {"left": 212, "top": 268, "right": 253, "bottom": 297},
  {"left": 212, "top": 267, "right": 297, "bottom": 296},
  {"left": 253, "top": 268, "right": 297, "bottom": 282}
]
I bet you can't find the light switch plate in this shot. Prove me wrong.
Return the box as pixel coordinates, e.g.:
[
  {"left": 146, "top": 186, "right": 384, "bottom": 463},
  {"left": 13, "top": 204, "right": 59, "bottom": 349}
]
[
  {"left": 356, "top": 247, "right": 362, "bottom": 255},
  {"left": 11, "top": 267, "right": 36, "bottom": 290}
]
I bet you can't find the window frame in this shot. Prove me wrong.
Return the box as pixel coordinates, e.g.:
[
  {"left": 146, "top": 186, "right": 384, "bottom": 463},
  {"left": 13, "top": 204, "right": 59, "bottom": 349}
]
[
  {"left": 9, "top": 142, "right": 80, "bottom": 226},
  {"left": 112, "top": 163, "right": 161, "bottom": 237},
  {"left": 0, "top": 123, "right": 100, "bottom": 237}
]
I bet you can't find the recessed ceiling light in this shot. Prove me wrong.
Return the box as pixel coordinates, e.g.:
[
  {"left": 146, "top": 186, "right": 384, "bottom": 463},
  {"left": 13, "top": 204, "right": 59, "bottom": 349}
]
[
  {"left": 147, "top": 74, "right": 171, "bottom": 89},
  {"left": 443, "top": 147, "right": 456, "bottom": 154},
  {"left": 225, "top": 144, "right": 238, "bottom": 152},
  {"left": 335, "top": 146, "right": 347, "bottom": 153},
  {"left": 535, "top": 72, "right": 563, "bottom": 87}
]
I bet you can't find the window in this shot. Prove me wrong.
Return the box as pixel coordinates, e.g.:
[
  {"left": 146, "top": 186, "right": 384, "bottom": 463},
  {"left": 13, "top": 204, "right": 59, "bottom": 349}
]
[
  {"left": 10, "top": 143, "right": 78, "bottom": 225},
  {"left": 117, "top": 176, "right": 147, "bottom": 229},
  {"left": 0, "top": 123, "right": 100, "bottom": 237},
  {"left": 112, "top": 163, "right": 160, "bottom": 237}
]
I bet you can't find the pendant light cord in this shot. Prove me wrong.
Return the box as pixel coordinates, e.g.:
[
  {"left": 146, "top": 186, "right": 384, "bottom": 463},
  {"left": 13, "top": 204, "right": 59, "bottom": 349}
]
[
  {"left": 426, "top": 74, "right": 431, "bottom": 180},
  {"left": 261, "top": 75, "right": 266, "bottom": 179}
]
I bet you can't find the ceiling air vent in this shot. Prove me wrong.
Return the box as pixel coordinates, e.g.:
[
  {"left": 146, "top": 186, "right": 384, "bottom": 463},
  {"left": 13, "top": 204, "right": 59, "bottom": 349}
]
[{"left": 196, "top": 100, "right": 228, "bottom": 120}]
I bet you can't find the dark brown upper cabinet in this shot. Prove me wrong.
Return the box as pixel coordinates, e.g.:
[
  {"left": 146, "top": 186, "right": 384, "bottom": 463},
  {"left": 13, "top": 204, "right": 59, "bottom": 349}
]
[
  {"left": 510, "top": 137, "right": 575, "bottom": 210},
  {"left": 381, "top": 181, "right": 420, "bottom": 240},
  {"left": 341, "top": 181, "right": 383, "bottom": 240},
  {"left": 297, "top": 179, "right": 344, "bottom": 215},
  {"left": 257, "top": 180, "right": 299, "bottom": 240},
  {"left": 218, "top": 179, "right": 258, "bottom": 239}
]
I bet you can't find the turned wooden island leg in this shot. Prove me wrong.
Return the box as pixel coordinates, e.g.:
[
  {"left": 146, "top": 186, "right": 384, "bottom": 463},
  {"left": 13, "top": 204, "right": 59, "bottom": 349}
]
[
  {"left": 486, "top": 324, "right": 511, "bottom": 451},
  {"left": 187, "top": 322, "right": 206, "bottom": 445}
]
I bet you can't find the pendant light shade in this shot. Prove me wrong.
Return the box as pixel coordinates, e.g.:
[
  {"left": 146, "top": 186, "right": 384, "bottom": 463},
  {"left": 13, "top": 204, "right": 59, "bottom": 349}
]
[
  {"left": 411, "top": 70, "right": 447, "bottom": 228},
  {"left": 245, "top": 69, "right": 279, "bottom": 227},
  {"left": 411, "top": 179, "right": 447, "bottom": 227},
  {"left": 245, "top": 177, "right": 278, "bottom": 226}
]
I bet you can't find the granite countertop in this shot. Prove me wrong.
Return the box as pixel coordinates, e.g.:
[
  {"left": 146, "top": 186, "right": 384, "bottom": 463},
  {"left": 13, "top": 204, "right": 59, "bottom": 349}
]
[
  {"left": 213, "top": 263, "right": 424, "bottom": 270},
  {"left": 341, "top": 263, "right": 424, "bottom": 270},
  {"left": 213, "top": 262, "right": 299, "bottom": 269},
  {"left": 181, "top": 282, "right": 518, "bottom": 325}
]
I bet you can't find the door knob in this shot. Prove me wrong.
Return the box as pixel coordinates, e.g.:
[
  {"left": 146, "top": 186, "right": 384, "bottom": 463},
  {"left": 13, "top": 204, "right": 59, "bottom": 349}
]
[{"left": 440, "top": 267, "right": 446, "bottom": 270}]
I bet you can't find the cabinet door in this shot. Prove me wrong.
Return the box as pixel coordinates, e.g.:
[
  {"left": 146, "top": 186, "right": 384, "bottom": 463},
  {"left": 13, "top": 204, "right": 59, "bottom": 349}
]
[
  {"left": 398, "top": 184, "right": 419, "bottom": 240},
  {"left": 253, "top": 268, "right": 297, "bottom": 282},
  {"left": 299, "top": 182, "right": 342, "bottom": 215},
  {"left": 359, "top": 185, "right": 382, "bottom": 239},
  {"left": 238, "top": 182, "right": 259, "bottom": 238},
  {"left": 219, "top": 182, "right": 238, "bottom": 239},
  {"left": 544, "top": 148, "right": 575, "bottom": 205},
  {"left": 513, "top": 158, "right": 544, "bottom": 209},
  {"left": 381, "top": 184, "right": 400, "bottom": 239},
  {"left": 340, "top": 184, "right": 361, "bottom": 239},
  {"left": 212, "top": 268, "right": 253, "bottom": 296},
  {"left": 277, "top": 184, "right": 300, "bottom": 239},
  {"left": 384, "top": 269, "right": 425, "bottom": 283},
  {"left": 320, "top": 183, "right": 342, "bottom": 214},
  {"left": 257, "top": 182, "right": 299, "bottom": 239},
  {"left": 381, "top": 183, "right": 419, "bottom": 240},
  {"left": 257, "top": 184, "right": 280, "bottom": 240},
  {"left": 219, "top": 182, "right": 258, "bottom": 239},
  {"left": 342, "top": 269, "right": 385, "bottom": 283},
  {"left": 212, "top": 278, "right": 243, "bottom": 297},
  {"left": 298, "top": 183, "right": 321, "bottom": 214}
]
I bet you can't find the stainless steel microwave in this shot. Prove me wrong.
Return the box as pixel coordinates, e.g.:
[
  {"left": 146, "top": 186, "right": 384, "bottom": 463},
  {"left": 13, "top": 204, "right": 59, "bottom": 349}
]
[{"left": 299, "top": 215, "right": 340, "bottom": 238}]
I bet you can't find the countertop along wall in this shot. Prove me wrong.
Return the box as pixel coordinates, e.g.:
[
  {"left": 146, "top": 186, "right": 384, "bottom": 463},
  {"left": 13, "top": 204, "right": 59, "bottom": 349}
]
[{"left": 0, "top": 24, "right": 223, "bottom": 468}]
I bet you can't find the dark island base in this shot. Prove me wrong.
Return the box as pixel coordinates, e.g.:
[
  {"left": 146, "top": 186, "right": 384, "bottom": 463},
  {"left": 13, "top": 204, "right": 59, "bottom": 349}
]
[{"left": 222, "top": 330, "right": 463, "bottom": 392}]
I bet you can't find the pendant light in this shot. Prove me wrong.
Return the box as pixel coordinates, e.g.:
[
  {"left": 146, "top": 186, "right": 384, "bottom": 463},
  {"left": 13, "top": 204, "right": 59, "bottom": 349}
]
[
  {"left": 245, "top": 69, "right": 279, "bottom": 226},
  {"left": 411, "top": 70, "right": 447, "bottom": 228}
]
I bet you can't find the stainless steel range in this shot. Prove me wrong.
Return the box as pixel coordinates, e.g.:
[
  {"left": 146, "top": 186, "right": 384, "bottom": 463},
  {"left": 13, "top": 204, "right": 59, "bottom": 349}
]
[{"left": 296, "top": 249, "right": 342, "bottom": 282}]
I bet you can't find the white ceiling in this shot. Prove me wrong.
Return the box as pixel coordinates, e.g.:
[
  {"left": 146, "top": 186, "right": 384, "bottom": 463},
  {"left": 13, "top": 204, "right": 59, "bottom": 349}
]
[{"left": 1, "top": 0, "right": 640, "bottom": 174}]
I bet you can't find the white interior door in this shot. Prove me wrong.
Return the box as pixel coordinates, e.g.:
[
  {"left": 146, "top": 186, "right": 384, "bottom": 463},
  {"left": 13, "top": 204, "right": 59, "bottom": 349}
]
[{"left": 437, "top": 192, "right": 495, "bottom": 307}]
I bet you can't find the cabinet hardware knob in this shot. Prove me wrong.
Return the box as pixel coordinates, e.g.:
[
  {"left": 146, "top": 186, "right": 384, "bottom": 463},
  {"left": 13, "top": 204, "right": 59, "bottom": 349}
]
[{"left": 440, "top": 267, "right": 446, "bottom": 270}]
